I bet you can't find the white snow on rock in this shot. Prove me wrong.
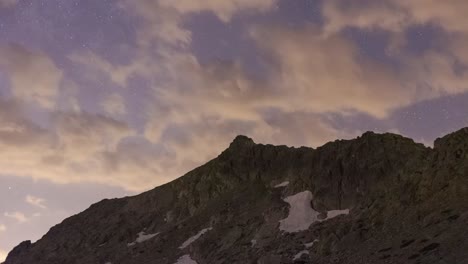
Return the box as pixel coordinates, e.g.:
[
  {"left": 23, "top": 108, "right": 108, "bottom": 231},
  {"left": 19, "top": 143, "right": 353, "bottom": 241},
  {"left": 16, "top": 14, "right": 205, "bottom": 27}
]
[
  {"left": 174, "top": 254, "right": 197, "bottom": 264},
  {"left": 165, "top": 211, "right": 174, "bottom": 223},
  {"left": 179, "top": 227, "right": 213, "bottom": 249},
  {"left": 279, "top": 191, "right": 320, "bottom": 232},
  {"left": 325, "top": 209, "right": 350, "bottom": 220},
  {"left": 293, "top": 250, "right": 309, "bottom": 260},
  {"left": 127, "top": 231, "right": 159, "bottom": 247},
  {"left": 274, "top": 181, "right": 290, "bottom": 188},
  {"left": 251, "top": 239, "right": 257, "bottom": 247},
  {"left": 279, "top": 191, "right": 351, "bottom": 232},
  {"left": 305, "top": 239, "right": 319, "bottom": 248}
]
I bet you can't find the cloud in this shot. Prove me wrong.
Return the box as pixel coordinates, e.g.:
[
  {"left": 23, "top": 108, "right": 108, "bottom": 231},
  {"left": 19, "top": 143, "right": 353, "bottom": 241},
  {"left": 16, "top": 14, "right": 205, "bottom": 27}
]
[
  {"left": 53, "top": 112, "right": 133, "bottom": 158},
  {"left": 250, "top": 25, "right": 415, "bottom": 118},
  {"left": 0, "top": 249, "right": 7, "bottom": 263},
  {"left": 321, "top": 1, "right": 468, "bottom": 112},
  {"left": 120, "top": 0, "right": 192, "bottom": 46},
  {"left": 16, "top": 0, "right": 466, "bottom": 194},
  {"left": 101, "top": 93, "right": 127, "bottom": 116},
  {"left": 53, "top": 1, "right": 362, "bottom": 191},
  {"left": 322, "top": 1, "right": 409, "bottom": 35},
  {"left": 251, "top": 24, "right": 468, "bottom": 118},
  {"left": 0, "top": 99, "right": 54, "bottom": 155},
  {"left": 0, "top": 0, "right": 18, "bottom": 8},
  {"left": 0, "top": 98, "right": 208, "bottom": 190},
  {"left": 0, "top": 99, "right": 148, "bottom": 190},
  {"left": 0, "top": 99, "right": 164, "bottom": 191},
  {"left": 258, "top": 110, "right": 350, "bottom": 147},
  {"left": 25, "top": 195, "right": 47, "bottom": 209},
  {"left": 68, "top": 51, "right": 144, "bottom": 87},
  {"left": 79, "top": 46, "right": 348, "bottom": 188},
  {"left": 40, "top": 0, "right": 467, "bottom": 195},
  {"left": 59, "top": 80, "right": 82, "bottom": 113},
  {"left": 395, "top": 1, "right": 468, "bottom": 33},
  {"left": 124, "top": 1, "right": 468, "bottom": 186},
  {"left": 322, "top": 0, "right": 468, "bottom": 35},
  {"left": 139, "top": 51, "right": 350, "bottom": 177},
  {"left": 158, "top": 0, "right": 276, "bottom": 22},
  {"left": 0, "top": 44, "right": 63, "bottom": 109},
  {"left": 112, "top": 0, "right": 468, "bottom": 123},
  {"left": 121, "top": 0, "right": 277, "bottom": 47},
  {"left": 321, "top": 1, "right": 468, "bottom": 73},
  {"left": 4, "top": 212, "right": 29, "bottom": 223}
]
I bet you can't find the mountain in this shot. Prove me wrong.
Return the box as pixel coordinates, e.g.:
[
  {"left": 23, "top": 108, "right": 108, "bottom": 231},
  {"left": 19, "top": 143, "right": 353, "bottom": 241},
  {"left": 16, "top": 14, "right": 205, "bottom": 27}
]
[{"left": 4, "top": 129, "right": 468, "bottom": 264}]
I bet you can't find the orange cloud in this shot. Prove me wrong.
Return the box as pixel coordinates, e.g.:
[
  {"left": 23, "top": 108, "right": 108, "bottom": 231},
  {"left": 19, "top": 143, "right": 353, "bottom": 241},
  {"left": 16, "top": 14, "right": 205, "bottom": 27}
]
[
  {"left": 5, "top": 0, "right": 465, "bottom": 193},
  {"left": 252, "top": 23, "right": 468, "bottom": 118},
  {"left": 25, "top": 195, "right": 47, "bottom": 209},
  {"left": 101, "top": 93, "right": 127, "bottom": 116},
  {"left": 323, "top": 0, "right": 468, "bottom": 34},
  {"left": 0, "top": 249, "right": 7, "bottom": 263},
  {"left": 4, "top": 212, "right": 29, "bottom": 223},
  {"left": 251, "top": 25, "right": 412, "bottom": 118},
  {"left": 0, "top": 0, "right": 17, "bottom": 8},
  {"left": 0, "top": 44, "right": 63, "bottom": 109},
  {"left": 158, "top": 0, "right": 276, "bottom": 22}
]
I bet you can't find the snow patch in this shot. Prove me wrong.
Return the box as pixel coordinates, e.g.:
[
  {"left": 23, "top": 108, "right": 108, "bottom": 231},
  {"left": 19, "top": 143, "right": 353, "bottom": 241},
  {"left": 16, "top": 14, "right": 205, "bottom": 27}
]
[
  {"left": 251, "top": 239, "right": 257, "bottom": 247},
  {"left": 279, "top": 191, "right": 320, "bottom": 232},
  {"left": 325, "top": 209, "right": 350, "bottom": 220},
  {"left": 127, "top": 231, "right": 159, "bottom": 247},
  {"left": 174, "top": 254, "right": 197, "bottom": 264},
  {"left": 293, "top": 250, "right": 309, "bottom": 260},
  {"left": 179, "top": 227, "right": 212, "bottom": 249},
  {"left": 274, "top": 181, "right": 289, "bottom": 188},
  {"left": 305, "top": 239, "right": 319, "bottom": 248},
  {"left": 165, "top": 211, "right": 174, "bottom": 223},
  {"left": 279, "top": 191, "right": 351, "bottom": 232}
]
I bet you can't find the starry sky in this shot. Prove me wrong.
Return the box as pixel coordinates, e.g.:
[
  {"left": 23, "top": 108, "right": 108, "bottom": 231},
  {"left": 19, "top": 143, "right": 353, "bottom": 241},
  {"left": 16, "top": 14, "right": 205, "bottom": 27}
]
[{"left": 1, "top": 0, "right": 468, "bottom": 260}]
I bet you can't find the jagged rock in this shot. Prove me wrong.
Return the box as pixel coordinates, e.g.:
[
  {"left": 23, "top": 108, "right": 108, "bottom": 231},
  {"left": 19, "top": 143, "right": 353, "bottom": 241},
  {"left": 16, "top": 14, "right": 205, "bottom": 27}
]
[
  {"left": 4, "top": 129, "right": 468, "bottom": 264},
  {"left": 5, "top": 241, "right": 31, "bottom": 261}
]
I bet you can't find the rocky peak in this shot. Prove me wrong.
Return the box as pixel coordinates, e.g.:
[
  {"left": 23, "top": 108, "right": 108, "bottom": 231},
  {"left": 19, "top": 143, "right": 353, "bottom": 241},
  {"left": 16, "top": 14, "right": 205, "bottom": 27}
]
[
  {"left": 5, "top": 129, "right": 468, "bottom": 264},
  {"left": 5, "top": 241, "right": 31, "bottom": 261},
  {"left": 434, "top": 127, "right": 468, "bottom": 150},
  {"left": 227, "top": 135, "right": 255, "bottom": 150}
]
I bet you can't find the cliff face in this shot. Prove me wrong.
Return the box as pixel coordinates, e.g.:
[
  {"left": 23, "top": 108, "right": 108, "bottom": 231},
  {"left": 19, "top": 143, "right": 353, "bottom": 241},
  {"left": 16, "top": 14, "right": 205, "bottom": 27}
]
[{"left": 5, "top": 129, "right": 468, "bottom": 264}]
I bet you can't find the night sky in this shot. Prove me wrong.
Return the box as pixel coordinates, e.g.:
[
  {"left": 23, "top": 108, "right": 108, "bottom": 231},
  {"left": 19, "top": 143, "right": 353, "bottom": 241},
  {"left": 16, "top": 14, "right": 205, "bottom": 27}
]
[{"left": 1, "top": 0, "right": 468, "bottom": 260}]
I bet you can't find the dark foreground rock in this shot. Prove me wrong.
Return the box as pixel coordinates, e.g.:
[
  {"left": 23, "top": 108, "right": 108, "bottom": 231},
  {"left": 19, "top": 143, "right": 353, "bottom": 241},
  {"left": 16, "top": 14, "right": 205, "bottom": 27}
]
[{"left": 5, "top": 128, "right": 468, "bottom": 264}]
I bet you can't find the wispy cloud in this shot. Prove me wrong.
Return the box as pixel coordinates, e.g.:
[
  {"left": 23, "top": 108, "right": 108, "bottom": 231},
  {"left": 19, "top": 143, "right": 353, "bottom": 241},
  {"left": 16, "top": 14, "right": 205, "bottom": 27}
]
[
  {"left": 0, "top": 249, "right": 7, "bottom": 262},
  {"left": 0, "top": 0, "right": 467, "bottom": 194},
  {"left": 26, "top": 195, "right": 47, "bottom": 209},
  {"left": 101, "top": 93, "right": 127, "bottom": 116},
  {"left": 4, "top": 211, "right": 29, "bottom": 223},
  {"left": 0, "top": 44, "right": 63, "bottom": 109},
  {"left": 0, "top": 0, "right": 18, "bottom": 8}
]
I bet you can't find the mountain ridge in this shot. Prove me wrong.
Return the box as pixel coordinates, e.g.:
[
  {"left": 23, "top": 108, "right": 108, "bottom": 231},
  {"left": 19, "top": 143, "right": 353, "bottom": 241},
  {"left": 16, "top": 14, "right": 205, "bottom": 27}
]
[{"left": 5, "top": 128, "right": 468, "bottom": 264}]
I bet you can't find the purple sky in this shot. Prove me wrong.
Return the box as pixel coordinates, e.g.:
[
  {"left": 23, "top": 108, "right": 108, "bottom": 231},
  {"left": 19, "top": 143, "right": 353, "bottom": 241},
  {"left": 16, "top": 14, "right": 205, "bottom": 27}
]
[{"left": 1, "top": 0, "right": 468, "bottom": 260}]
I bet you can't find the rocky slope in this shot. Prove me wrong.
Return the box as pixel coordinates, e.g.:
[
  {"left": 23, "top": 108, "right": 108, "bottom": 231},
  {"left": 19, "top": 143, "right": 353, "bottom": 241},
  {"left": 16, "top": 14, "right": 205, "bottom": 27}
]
[{"left": 4, "top": 129, "right": 468, "bottom": 264}]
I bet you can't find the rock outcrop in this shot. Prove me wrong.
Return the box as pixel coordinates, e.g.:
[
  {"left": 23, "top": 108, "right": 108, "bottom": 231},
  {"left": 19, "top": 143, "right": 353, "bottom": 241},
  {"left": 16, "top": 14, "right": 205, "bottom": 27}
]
[{"left": 5, "top": 129, "right": 468, "bottom": 264}]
